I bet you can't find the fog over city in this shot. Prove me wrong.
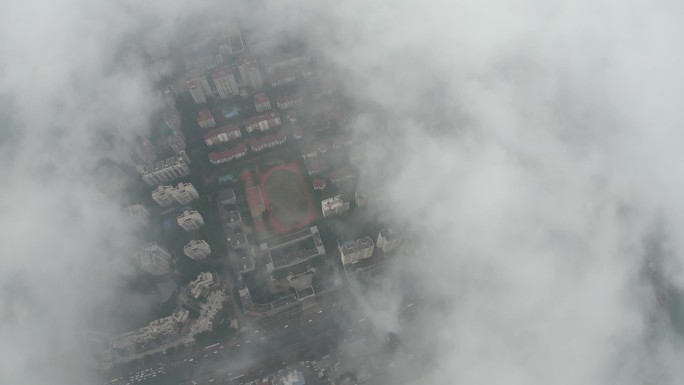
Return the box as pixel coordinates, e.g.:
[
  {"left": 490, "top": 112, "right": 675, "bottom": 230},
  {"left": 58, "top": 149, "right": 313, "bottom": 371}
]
[{"left": 2, "top": 0, "right": 684, "bottom": 384}]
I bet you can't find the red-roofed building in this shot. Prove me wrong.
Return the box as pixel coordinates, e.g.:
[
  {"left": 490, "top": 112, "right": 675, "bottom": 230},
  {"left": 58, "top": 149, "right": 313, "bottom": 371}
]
[
  {"left": 300, "top": 142, "right": 328, "bottom": 160},
  {"left": 243, "top": 111, "right": 281, "bottom": 133},
  {"left": 312, "top": 178, "right": 326, "bottom": 191},
  {"left": 270, "top": 68, "right": 297, "bottom": 88},
  {"left": 240, "top": 169, "right": 254, "bottom": 187},
  {"left": 208, "top": 143, "right": 247, "bottom": 164},
  {"left": 306, "top": 158, "right": 327, "bottom": 175},
  {"left": 265, "top": 52, "right": 311, "bottom": 74},
  {"left": 292, "top": 126, "right": 304, "bottom": 140},
  {"left": 331, "top": 133, "right": 355, "bottom": 150},
  {"left": 204, "top": 125, "right": 242, "bottom": 147},
  {"left": 313, "top": 98, "right": 346, "bottom": 125},
  {"left": 330, "top": 166, "right": 357, "bottom": 184},
  {"left": 249, "top": 130, "right": 287, "bottom": 152},
  {"left": 299, "top": 62, "right": 324, "bottom": 78},
  {"left": 212, "top": 66, "right": 239, "bottom": 99},
  {"left": 311, "top": 79, "right": 337, "bottom": 100},
  {"left": 246, "top": 186, "right": 265, "bottom": 218},
  {"left": 197, "top": 109, "right": 216, "bottom": 129},
  {"left": 286, "top": 109, "right": 297, "bottom": 124},
  {"left": 253, "top": 92, "right": 271, "bottom": 112},
  {"left": 276, "top": 92, "right": 303, "bottom": 110}
]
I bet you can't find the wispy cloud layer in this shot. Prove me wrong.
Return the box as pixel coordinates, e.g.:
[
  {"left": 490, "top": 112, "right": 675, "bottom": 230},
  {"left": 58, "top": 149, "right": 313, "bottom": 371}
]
[{"left": 1, "top": 0, "right": 684, "bottom": 384}]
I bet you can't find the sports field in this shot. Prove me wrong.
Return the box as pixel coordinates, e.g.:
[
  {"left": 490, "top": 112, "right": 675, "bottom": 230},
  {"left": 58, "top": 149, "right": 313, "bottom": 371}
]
[{"left": 261, "top": 163, "right": 316, "bottom": 233}]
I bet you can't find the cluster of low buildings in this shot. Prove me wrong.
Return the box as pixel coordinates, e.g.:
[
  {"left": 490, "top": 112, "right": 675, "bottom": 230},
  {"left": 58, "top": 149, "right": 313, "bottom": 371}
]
[{"left": 105, "top": 270, "right": 233, "bottom": 367}]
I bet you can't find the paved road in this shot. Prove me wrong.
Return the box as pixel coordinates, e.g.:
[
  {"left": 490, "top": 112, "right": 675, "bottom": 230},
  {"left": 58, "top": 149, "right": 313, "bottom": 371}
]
[{"left": 112, "top": 292, "right": 344, "bottom": 385}]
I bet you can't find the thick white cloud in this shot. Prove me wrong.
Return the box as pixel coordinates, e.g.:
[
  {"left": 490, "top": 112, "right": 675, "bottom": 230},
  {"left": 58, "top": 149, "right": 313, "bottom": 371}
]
[{"left": 2, "top": 0, "right": 684, "bottom": 384}]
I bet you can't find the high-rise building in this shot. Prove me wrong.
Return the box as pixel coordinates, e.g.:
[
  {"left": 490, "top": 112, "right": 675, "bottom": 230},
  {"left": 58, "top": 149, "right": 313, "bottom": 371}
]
[
  {"left": 135, "top": 136, "right": 157, "bottom": 164},
  {"left": 338, "top": 237, "right": 375, "bottom": 266},
  {"left": 212, "top": 67, "right": 239, "bottom": 99},
  {"left": 184, "top": 240, "right": 212, "bottom": 261},
  {"left": 236, "top": 56, "right": 263, "bottom": 89},
  {"left": 321, "top": 195, "right": 349, "bottom": 218},
  {"left": 151, "top": 185, "right": 175, "bottom": 207},
  {"left": 197, "top": 109, "right": 216, "bottom": 129},
  {"left": 154, "top": 88, "right": 176, "bottom": 110},
  {"left": 137, "top": 151, "right": 191, "bottom": 186},
  {"left": 166, "top": 134, "right": 186, "bottom": 154},
  {"left": 122, "top": 204, "right": 150, "bottom": 227},
  {"left": 137, "top": 243, "right": 172, "bottom": 275},
  {"left": 186, "top": 78, "right": 206, "bottom": 104},
  {"left": 163, "top": 108, "right": 182, "bottom": 133},
  {"left": 172, "top": 183, "right": 199, "bottom": 205},
  {"left": 177, "top": 209, "right": 204, "bottom": 231},
  {"left": 188, "top": 272, "right": 217, "bottom": 298},
  {"left": 189, "top": 70, "right": 212, "bottom": 96},
  {"left": 376, "top": 228, "right": 406, "bottom": 254}
]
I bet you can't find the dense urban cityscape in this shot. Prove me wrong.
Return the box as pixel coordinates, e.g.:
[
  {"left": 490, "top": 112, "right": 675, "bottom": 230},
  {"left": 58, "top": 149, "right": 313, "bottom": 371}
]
[
  {"left": 89, "top": 18, "right": 420, "bottom": 385},
  {"left": 4, "top": 1, "right": 684, "bottom": 385}
]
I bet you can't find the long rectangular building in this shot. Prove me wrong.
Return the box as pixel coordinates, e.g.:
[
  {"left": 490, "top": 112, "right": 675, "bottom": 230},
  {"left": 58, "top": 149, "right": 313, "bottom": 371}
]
[
  {"left": 243, "top": 111, "right": 281, "bottom": 133},
  {"left": 261, "top": 226, "right": 326, "bottom": 273},
  {"left": 204, "top": 124, "right": 242, "bottom": 147}
]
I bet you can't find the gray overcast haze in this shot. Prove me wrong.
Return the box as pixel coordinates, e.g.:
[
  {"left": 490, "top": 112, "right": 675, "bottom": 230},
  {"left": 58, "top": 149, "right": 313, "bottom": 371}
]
[{"left": 2, "top": 0, "right": 684, "bottom": 384}]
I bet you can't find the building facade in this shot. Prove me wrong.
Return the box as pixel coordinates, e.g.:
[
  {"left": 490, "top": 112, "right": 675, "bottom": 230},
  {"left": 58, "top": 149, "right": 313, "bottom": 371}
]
[
  {"left": 137, "top": 152, "right": 191, "bottom": 186},
  {"left": 188, "top": 272, "right": 218, "bottom": 298},
  {"left": 137, "top": 243, "right": 173, "bottom": 275},
  {"left": 212, "top": 66, "right": 239, "bottom": 98},
  {"left": 162, "top": 108, "right": 182, "bottom": 132},
  {"left": 338, "top": 236, "right": 375, "bottom": 266},
  {"left": 187, "top": 78, "right": 207, "bottom": 104},
  {"left": 248, "top": 130, "right": 286, "bottom": 152},
  {"left": 208, "top": 143, "right": 247, "bottom": 164},
  {"left": 243, "top": 111, "right": 281, "bottom": 133},
  {"left": 236, "top": 56, "right": 263, "bottom": 89},
  {"left": 197, "top": 109, "right": 216, "bottom": 129},
  {"left": 254, "top": 92, "right": 271, "bottom": 112},
  {"left": 376, "top": 228, "right": 406, "bottom": 253},
  {"left": 204, "top": 125, "right": 242, "bottom": 147},
  {"left": 276, "top": 92, "right": 303, "bottom": 110},
  {"left": 184, "top": 240, "right": 212, "bottom": 261},
  {"left": 177, "top": 209, "right": 205, "bottom": 231},
  {"left": 152, "top": 185, "right": 175, "bottom": 206},
  {"left": 166, "top": 134, "right": 186, "bottom": 154},
  {"left": 172, "top": 182, "right": 199, "bottom": 205},
  {"left": 321, "top": 195, "right": 349, "bottom": 218},
  {"left": 122, "top": 204, "right": 150, "bottom": 227},
  {"left": 270, "top": 69, "right": 297, "bottom": 88}
]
